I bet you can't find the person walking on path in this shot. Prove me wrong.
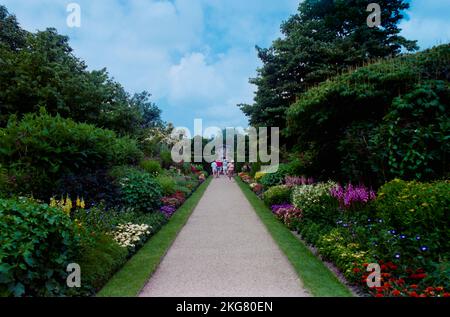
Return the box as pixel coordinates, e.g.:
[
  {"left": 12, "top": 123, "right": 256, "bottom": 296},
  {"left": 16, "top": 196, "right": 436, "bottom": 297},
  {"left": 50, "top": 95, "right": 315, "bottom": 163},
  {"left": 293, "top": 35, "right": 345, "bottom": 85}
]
[
  {"left": 216, "top": 160, "right": 223, "bottom": 177},
  {"left": 223, "top": 159, "right": 228, "bottom": 176},
  {"left": 227, "top": 161, "right": 235, "bottom": 180},
  {"left": 211, "top": 161, "right": 217, "bottom": 178}
]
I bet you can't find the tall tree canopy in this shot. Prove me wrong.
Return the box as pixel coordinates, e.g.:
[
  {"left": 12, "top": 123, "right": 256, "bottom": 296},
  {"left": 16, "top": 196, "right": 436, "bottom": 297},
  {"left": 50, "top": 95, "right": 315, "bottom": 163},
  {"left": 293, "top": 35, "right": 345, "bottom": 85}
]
[
  {"left": 0, "top": 5, "right": 162, "bottom": 137},
  {"left": 239, "top": 0, "right": 418, "bottom": 130}
]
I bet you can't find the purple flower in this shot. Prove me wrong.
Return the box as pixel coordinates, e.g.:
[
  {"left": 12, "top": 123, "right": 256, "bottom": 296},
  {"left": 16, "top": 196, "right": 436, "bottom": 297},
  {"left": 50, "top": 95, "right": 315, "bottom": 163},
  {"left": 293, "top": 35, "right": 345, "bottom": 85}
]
[
  {"left": 330, "top": 183, "right": 376, "bottom": 210},
  {"left": 420, "top": 246, "right": 429, "bottom": 252},
  {"left": 416, "top": 235, "right": 421, "bottom": 241},
  {"left": 284, "top": 176, "right": 314, "bottom": 187},
  {"left": 400, "top": 234, "right": 406, "bottom": 239},
  {"left": 394, "top": 253, "right": 401, "bottom": 259},
  {"left": 160, "top": 205, "right": 177, "bottom": 218}
]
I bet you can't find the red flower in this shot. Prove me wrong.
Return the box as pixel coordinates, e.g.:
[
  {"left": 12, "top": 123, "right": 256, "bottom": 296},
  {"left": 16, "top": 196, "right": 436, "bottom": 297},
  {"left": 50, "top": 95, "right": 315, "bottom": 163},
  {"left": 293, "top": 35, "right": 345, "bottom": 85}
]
[
  {"left": 409, "top": 291, "right": 419, "bottom": 297},
  {"left": 410, "top": 273, "right": 427, "bottom": 280},
  {"left": 353, "top": 267, "right": 361, "bottom": 273},
  {"left": 443, "top": 293, "right": 450, "bottom": 298},
  {"left": 381, "top": 265, "right": 388, "bottom": 271},
  {"left": 435, "top": 287, "right": 444, "bottom": 292},
  {"left": 425, "top": 287, "right": 434, "bottom": 292},
  {"left": 363, "top": 263, "right": 369, "bottom": 268},
  {"left": 410, "top": 285, "right": 418, "bottom": 289},
  {"left": 375, "top": 294, "right": 384, "bottom": 298},
  {"left": 392, "top": 290, "right": 401, "bottom": 297}
]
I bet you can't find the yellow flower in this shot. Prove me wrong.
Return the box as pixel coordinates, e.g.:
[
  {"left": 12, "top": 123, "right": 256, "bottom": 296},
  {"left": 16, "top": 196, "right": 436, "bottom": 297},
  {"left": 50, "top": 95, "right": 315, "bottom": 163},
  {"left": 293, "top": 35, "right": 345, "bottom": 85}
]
[
  {"left": 76, "top": 197, "right": 81, "bottom": 208},
  {"left": 80, "top": 198, "right": 85, "bottom": 209},
  {"left": 49, "top": 197, "right": 57, "bottom": 207}
]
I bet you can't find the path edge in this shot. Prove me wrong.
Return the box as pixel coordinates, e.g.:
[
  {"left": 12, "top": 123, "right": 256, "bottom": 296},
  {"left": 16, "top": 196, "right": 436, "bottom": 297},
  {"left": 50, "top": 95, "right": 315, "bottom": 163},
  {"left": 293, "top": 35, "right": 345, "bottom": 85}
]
[
  {"left": 97, "top": 177, "right": 212, "bottom": 297},
  {"left": 235, "top": 177, "right": 353, "bottom": 297}
]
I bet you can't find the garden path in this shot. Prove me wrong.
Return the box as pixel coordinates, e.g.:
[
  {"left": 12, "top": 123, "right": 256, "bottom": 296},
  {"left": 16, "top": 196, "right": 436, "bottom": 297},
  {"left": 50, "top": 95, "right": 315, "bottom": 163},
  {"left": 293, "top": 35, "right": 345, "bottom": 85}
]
[{"left": 139, "top": 177, "right": 309, "bottom": 297}]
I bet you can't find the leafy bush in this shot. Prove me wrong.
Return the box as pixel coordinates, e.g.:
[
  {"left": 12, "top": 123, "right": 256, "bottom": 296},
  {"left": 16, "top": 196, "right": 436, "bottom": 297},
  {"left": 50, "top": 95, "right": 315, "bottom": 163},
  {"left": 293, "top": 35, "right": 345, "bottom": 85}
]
[
  {"left": 0, "top": 112, "right": 143, "bottom": 198},
  {"left": 287, "top": 45, "right": 450, "bottom": 183},
  {"left": 292, "top": 182, "right": 339, "bottom": 226},
  {"left": 376, "top": 179, "right": 449, "bottom": 235},
  {"left": 0, "top": 198, "right": 80, "bottom": 296},
  {"left": 55, "top": 169, "right": 122, "bottom": 209},
  {"left": 374, "top": 179, "right": 450, "bottom": 261},
  {"left": 139, "top": 159, "right": 162, "bottom": 176},
  {"left": 160, "top": 150, "right": 173, "bottom": 169},
  {"left": 118, "top": 172, "right": 163, "bottom": 213},
  {"left": 74, "top": 233, "right": 127, "bottom": 296},
  {"left": 156, "top": 175, "right": 176, "bottom": 196},
  {"left": 259, "top": 164, "right": 293, "bottom": 188},
  {"left": 263, "top": 185, "right": 292, "bottom": 206},
  {"left": 271, "top": 204, "right": 303, "bottom": 230},
  {"left": 317, "top": 228, "right": 372, "bottom": 280}
]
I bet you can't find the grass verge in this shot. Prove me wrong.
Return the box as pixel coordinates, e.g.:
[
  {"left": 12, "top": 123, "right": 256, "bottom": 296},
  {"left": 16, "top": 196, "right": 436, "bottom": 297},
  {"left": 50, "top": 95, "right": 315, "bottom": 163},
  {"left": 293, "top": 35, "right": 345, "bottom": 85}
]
[
  {"left": 236, "top": 177, "right": 353, "bottom": 297},
  {"left": 97, "top": 177, "right": 212, "bottom": 297}
]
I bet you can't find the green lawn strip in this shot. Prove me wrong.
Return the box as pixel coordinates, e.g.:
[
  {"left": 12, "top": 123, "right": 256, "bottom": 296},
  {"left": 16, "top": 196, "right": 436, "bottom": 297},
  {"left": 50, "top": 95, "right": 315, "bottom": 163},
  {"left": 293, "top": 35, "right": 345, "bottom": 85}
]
[
  {"left": 236, "top": 177, "right": 353, "bottom": 297},
  {"left": 97, "top": 177, "right": 212, "bottom": 297}
]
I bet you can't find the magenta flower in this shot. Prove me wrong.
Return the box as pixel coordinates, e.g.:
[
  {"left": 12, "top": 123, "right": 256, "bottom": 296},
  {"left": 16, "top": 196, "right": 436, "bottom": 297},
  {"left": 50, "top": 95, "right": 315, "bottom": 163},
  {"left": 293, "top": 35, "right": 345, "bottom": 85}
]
[{"left": 330, "top": 183, "right": 376, "bottom": 210}]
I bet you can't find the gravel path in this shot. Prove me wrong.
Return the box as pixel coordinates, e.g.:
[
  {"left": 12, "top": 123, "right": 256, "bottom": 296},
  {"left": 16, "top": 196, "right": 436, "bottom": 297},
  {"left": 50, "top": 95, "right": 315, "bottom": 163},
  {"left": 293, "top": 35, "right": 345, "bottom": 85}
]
[{"left": 139, "top": 177, "right": 309, "bottom": 297}]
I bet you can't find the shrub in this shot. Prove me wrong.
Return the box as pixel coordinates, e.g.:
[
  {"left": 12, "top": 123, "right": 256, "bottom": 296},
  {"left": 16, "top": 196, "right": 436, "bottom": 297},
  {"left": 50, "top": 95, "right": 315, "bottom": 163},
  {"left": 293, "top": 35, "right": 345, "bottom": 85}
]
[
  {"left": 374, "top": 179, "right": 450, "bottom": 260},
  {"left": 259, "top": 164, "right": 293, "bottom": 188},
  {"left": 317, "top": 228, "right": 372, "bottom": 280},
  {"left": 292, "top": 182, "right": 339, "bottom": 226},
  {"left": 73, "top": 233, "right": 127, "bottom": 296},
  {"left": 271, "top": 204, "right": 303, "bottom": 230},
  {"left": 0, "top": 112, "right": 143, "bottom": 198},
  {"left": 376, "top": 179, "right": 449, "bottom": 235},
  {"left": 263, "top": 185, "right": 292, "bottom": 206},
  {"left": 55, "top": 169, "right": 122, "bottom": 209},
  {"left": 156, "top": 175, "right": 176, "bottom": 196},
  {"left": 140, "top": 159, "right": 162, "bottom": 176},
  {"left": 0, "top": 197, "right": 80, "bottom": 296},
  {"left": 118, "top": 172, "right": 163, "bottom": 213},
  {"left": 160, "top": 150, "right": 173, "bottom": 169}
]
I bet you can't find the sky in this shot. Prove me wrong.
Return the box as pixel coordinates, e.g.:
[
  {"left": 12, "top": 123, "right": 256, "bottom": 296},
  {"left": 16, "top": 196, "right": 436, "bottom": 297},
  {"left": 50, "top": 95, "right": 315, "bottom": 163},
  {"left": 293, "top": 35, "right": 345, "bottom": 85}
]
[{"left": 1, "top": 0, "right": 450, "bottom": 131}]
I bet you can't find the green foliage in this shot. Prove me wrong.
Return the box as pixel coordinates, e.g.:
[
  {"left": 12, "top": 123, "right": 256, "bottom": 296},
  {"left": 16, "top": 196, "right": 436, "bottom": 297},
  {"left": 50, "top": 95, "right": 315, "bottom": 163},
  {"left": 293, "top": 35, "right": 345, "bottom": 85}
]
[
  {"left": 259, "top": 164, "right": 292, "bottom": 188},
  {"left": 287, "top": 45, "right": 450, "bottom": 184},
  {"left": 0, "top": 18, "right": 163, "bottom": 136},
  {"left": 292, "top": 182, "right": 339, "bottom": 226},
  {"left": 118, "top": 172, "right": 163, "bottom": 213},
  {"left": 240, "top": 0, "right": 417, "bottom": 130},
  {"left": 139, "top": 159, "right": 162, "bottom": 176},
  {"left": 317, "top": 228, "right": 372, "bottom": 280},
  {"left": 74, "top": 233, "right": 128, "bottom": 296},
  {"left": 375, "top": 179, "right": 449, "bottom": 242},
  {"left": 156, "top": 175, "right": 176, "bottom": 196},
  {"left": 263, "top": 185, "right": 292, "bottom": 206},
  {"left": 160, "top": 150, "right": 173, "bottom": 169},
  {"left": 0, "top": 197, "right": 80, "bottom": 297},
  {"left": 0, "top": 112, "right": 142, "bottom": 198}
]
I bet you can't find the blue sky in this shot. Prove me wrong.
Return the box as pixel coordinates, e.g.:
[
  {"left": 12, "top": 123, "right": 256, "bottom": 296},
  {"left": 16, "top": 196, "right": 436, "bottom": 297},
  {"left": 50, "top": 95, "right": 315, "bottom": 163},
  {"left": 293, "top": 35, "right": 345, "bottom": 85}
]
[{"left": 2, "top": 0, "right": 450, "bottom": 131}]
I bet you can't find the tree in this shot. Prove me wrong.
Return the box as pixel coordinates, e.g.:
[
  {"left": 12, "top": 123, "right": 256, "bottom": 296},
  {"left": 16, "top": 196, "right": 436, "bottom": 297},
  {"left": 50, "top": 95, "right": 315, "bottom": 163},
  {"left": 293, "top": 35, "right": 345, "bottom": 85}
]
[
  {"left": 0, "top": 5, "right": 27, "bottom": 51},
  {"left": 0, "top": 8, "right": 163, "bottom": 138},
  {"left": 239, "top": 0, "right": 418, "bottom": 130}
]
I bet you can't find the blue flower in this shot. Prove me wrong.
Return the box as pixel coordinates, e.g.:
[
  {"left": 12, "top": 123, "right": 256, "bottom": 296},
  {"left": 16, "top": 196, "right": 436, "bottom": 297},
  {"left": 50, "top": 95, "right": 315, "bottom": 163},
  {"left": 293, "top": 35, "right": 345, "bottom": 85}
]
[
  {"left": 416, "top": 235, "right": 421, "bottom": 241},
  {"left": 389, "top": 230, "right": 397, "bottom": 235},
  {"left": 378, "top": 219, "right": 383, "bottom": 223},
  {"left": 368, "top": 218, "right": 372, "bottom": 222},
  {"left": 420, "top": 246, "right": 429, "bottom": 252},
  {"left": 394, "top": 253, "right": 401, "bottom": 259},
  {"left": 400, "top": 234, "right": 406, "bottom": 239}
]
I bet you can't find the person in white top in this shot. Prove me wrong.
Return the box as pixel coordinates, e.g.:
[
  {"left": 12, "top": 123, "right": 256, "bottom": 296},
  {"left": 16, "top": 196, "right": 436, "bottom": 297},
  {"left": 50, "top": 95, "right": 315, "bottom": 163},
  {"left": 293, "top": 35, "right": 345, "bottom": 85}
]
[
  {"left": 222, "top": 159, "right": 228, "bottom": 176},
  {"left": 211, "top": 161, "right": 217, "bottom": 178}
]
